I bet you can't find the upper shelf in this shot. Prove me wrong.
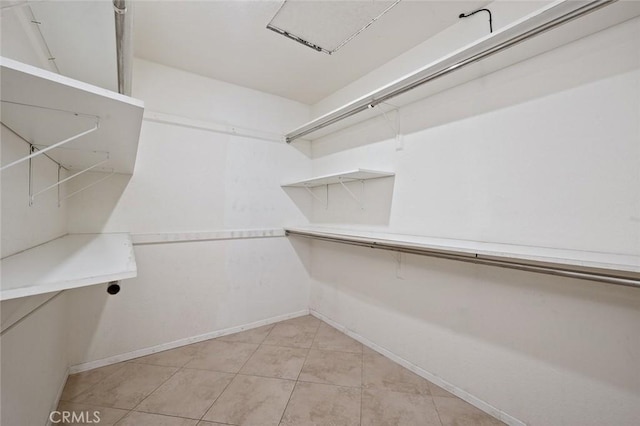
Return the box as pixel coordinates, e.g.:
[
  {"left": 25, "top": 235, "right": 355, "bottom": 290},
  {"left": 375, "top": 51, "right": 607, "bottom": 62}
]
[
  {"left": 0, "top": 57, "right": 144, "bottom": 173},
  {"left": 0, "top": 233, "right": 137, "bottom": 301},
  {"left": 282, "top": 169, "right": 395, "bottom": 187},
  {"left": 285, "top": 0, "right": 640, "bottom": 143},
  {"left": 285, "top": 226, "right": 640, "bottom": 288}
]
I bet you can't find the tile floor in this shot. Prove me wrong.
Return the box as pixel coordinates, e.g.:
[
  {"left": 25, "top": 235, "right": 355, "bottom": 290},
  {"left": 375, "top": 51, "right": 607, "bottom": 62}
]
[{"left": 58, "top": 315, "right": 505, "bottom": 426}]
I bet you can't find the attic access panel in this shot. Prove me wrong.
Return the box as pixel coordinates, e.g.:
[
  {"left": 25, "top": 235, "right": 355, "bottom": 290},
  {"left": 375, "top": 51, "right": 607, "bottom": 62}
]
[{"left": 267, "top": 0, "right": 401, "bottom": 54}]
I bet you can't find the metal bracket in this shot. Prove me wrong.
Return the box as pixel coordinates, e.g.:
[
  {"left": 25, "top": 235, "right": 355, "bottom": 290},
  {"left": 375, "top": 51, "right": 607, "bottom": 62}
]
[
  {"left": 304, "top": 185, "right": 328, "bottom": 209},
  {"left": 0, "top": 101, "right": 100, "bottom": 171},
  {"left": 379, "top": 102, "right": 403, "bottom": 151},
  {"left": 60, "top": 169, "right": 115, "bottom": 204},
  {"left": 31, "top": 157, "right": 110, "bottom": 205},
  {"left": 338, "top": 177, "right": 365, "bottom": 210}
]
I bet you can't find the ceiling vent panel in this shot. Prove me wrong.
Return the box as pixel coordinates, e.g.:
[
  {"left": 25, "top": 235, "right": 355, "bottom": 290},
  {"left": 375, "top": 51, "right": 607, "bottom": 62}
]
[{"left": 267, "top": 0, "right": 401, "bottom": 54}]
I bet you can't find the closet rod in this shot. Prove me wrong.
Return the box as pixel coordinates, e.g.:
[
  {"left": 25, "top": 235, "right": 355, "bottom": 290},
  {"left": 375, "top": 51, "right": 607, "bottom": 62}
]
[
  {"left": 285, "top": 230, "right": 640, "bottom": 289},
  {"left": 286, "top": 0, "right": 615, "bottom": 143}
]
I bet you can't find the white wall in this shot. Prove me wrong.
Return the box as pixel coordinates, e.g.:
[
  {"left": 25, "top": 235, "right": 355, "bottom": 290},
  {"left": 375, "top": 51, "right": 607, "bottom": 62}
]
[
  {"left": 1, "top": 119, "right": 70, "bottom": 426},
  {"left": 1, "top": 58, "right": 313, "bottom": 423},
  {"left": 304, "top": 9, "right": 640, "bottom": 426},
  {"left": 1, "top": 294, "right": 68, "bottom": 426},
  {"left": 64, "top": 59, "right": 313, "bottom": 367}
]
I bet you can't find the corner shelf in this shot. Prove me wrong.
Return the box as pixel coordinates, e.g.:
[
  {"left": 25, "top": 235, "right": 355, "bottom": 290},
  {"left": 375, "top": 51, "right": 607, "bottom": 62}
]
[
  {"left": 1, "top": 57, "right": 144, "bottom": 203},
  {"left": 0, "top": 233, "right": 137, "bottom": 301},
  {"left": 285, "top": 0, "right": 640, "bottom": 142},
  {"left": 285, "top": 226, "right": 640, "bottom": 288},
  {"left": 282, "top": 169, "right": 395, "bottom": 188}
]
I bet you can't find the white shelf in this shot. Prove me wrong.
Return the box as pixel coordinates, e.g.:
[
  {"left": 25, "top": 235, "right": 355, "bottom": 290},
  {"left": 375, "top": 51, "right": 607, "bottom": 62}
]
[
  {"left": 286, "top": 0, "right": 640, "bottom": 142},
  {"left": 0, "top": 57, "right": 144, "bottom": 174},
  {"left": 282, "top": 169, "right": 395, "bottom": 188},
  {"left": 285, "top": 226, "right": 640, "bottom": 287},
  {"left": 0, "top": 233, "right": 137, "bottom": 301}
]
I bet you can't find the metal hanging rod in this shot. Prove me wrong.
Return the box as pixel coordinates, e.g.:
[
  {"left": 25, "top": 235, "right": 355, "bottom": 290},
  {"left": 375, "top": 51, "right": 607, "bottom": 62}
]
[
  {"left": 113, "top": 0, "right": 133, "bottom": 95},
  {"left": 285, "top": 229, "right": 640, "bottom": 289},
  {"left": 286, "top": 0, "right": 616, "bottom": 143}
]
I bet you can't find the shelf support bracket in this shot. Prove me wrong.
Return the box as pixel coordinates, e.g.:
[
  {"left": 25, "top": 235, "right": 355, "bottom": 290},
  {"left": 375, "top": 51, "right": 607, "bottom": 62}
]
[
  {"left": 0, "top": 118, "right": 99, "bottom": 171},
  {"left": 338, "top": 178, "right": 365, "bottom": 210},
  {"left": 379, "top": 103, "right": 403, "bottom": 151},
  {"left": 304, "top": 185, "right": 328, "bottom": 209},
  {"left": 59, "top": 169, "right": 115, "bottom": 203},
  {"left": 30, "top": 157, "right": 110, "bottom": 204}
]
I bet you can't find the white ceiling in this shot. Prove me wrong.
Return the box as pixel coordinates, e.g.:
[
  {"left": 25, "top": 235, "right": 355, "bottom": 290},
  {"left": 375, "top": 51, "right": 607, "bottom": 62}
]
[{"left": 133, "top": 0, "right": 490, "bottom": 105}]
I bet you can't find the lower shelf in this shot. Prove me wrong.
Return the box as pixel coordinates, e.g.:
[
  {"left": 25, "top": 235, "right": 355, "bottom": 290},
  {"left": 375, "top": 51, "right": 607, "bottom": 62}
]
[
  {"left": 1, "top": 233, "right": 137, "bottom": 301},
  {"left": 285, "top": 226, "right": 640, "bottom": 288}
]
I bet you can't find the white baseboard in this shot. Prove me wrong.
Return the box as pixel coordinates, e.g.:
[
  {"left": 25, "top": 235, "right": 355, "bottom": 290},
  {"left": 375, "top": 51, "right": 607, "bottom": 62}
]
[
  {"left": 309, "top": 309, "right": 526, "bottom": 426},
  {"left": 46, "top": 366, "right": 71, "bottom": 426},
  {"left": 68, "top": 309, "right": 309, "bottom": 374}
]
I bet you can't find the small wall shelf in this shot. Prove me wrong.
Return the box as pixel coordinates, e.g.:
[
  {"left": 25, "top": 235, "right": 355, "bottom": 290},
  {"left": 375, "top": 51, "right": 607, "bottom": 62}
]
[
  {"left": 285, "top": 0, "right": 640, "bottom": 143},
  {"left": 282, "top": 169, "right": 394, "bottom": 208},
  {"left": 0, "top": 57, "right": 144, "bottom": 203},
  {"left": 282, "top": 169, "right": 395, "bottom": 188},
  {"left": 285, "top": 226, "right": 640, "bottom": 288},
  {"left": 0, "top": 233, "right": 137, "bottom": 301}
]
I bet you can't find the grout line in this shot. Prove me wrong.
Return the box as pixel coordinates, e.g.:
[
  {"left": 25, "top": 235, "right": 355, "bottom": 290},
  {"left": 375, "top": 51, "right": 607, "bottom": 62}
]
[
  {"left": 133, "top": 406, "right": 202, "bottom": 421},
  {"left": 432, "top": 396, "right": 446, "bottom": 426},
  {"left": 295, "top": 378, "right": 361, "bottom": 390},
  {"left": 277, "top": 317, "right": 322, "bottom": 425},
  {"left": 117, "top": 409, "right": 134, "bottom": 424},
  {"left": 61, "top": 362, "right": 129, "bottom": 404},
  {"left": 198, "top": 339, "right": 263, "bottom": 422},
  {"left": 197, "top": 373, "right": 235, "bottom": 423},
  {"left": 121, "top": 410, "right": 206, "bottom": 423},
  {"left": 129, "top": 365, "right": 183, "bottom": 413},
  {"left": 232, "top": 371, "right": 299, "bottom": 382}
]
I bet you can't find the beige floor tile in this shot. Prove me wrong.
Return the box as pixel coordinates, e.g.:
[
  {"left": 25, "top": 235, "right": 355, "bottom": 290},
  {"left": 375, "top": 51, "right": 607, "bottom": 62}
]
[
  {"left": 298, "top": 349, "right": 362, "bottom": 387},
  {"left": 135, "top": 368, "right": 234, "bottom": 419},
  {"left": 203, "top": 374, "right": 295, "bottom": 426},
  {"left": 428, "top": 381, "right": 457, "bottom": 398},
  {"left": 280, "top": 315, "right": 321, "bottom": 328},
  {"left": 312, "top": 323, "right": 362, "bottom": 353},
  {"left": 433, "top": 396, "right": 505, "bottom": 425},
  {"left": 131, "top": 343, "right": 203, "bottom": 368},
  {"left": 73, "top": 363, "right": 178, "bottom": 409},
  {"left": 55, "top": 401, "right": 128, "bottom": 426},
  {"left": 262, "top": 323, "right": 318, "bottom": 349},
  {"left": 361, "top": 388, "right": 441, "bottom": 426},
  {"left": 115, "top": 411, "right": 198, "bottom": 426},
  {"left": 363, "top": 351, "right": 431, "bottom": 395},
  {"left": 196, "top": 422, "right": 230, "bottom": 426},
  {"left": 184, "top": 340, "right": 258, "bottom": 373},
  {"left": 61, "top": 363, "right": 127, "bottom": 401},
  {"left": 217, "top": 324, "right": 274, "bottom": 344},
  {"left": 240, "top": 345, "right": 308, "bottom": 380},
  {"left": 280, "top": 382, "right": 360, "bottom": 426}
]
